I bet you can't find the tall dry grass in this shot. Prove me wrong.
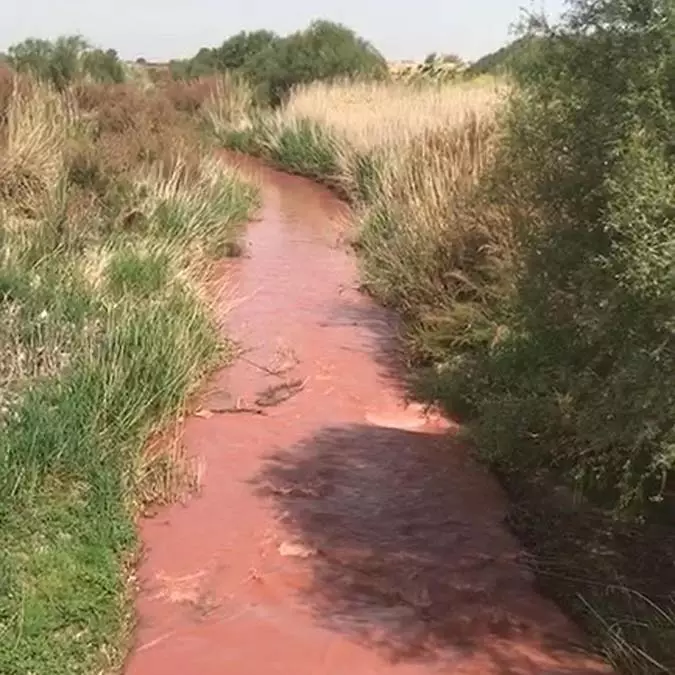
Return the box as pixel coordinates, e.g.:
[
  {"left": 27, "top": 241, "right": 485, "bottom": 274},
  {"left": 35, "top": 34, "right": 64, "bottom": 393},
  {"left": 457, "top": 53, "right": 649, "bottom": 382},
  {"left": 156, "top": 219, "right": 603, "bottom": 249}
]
[
  {"left": 201, "top": 71, "right": 254, "bottom": 135},
  {"left": 0, "top": 78, "right": 70, "bottom": 214},
  {"left": 283, "top": 77, "right": 504, "bottom": 151}
]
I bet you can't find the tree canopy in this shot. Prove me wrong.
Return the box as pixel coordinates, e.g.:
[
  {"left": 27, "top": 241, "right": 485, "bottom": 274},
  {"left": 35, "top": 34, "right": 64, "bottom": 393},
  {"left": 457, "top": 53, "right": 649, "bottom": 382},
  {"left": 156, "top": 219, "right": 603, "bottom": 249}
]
[
  {"left": 8, "top": 36, "right": 125, "bottom": 88},
  {"left": 175, "top": 21, "right": 388, "bottom": 105}
]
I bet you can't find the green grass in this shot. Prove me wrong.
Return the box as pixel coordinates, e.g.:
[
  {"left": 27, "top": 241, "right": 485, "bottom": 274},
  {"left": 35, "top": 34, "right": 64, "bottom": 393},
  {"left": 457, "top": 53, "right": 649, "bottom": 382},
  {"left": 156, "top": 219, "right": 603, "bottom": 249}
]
[
  {"left": 0, "top": 161, "right": 258, "bottom": 674},
  {"left": 268, "top": 120, "right": 340, "bottom": 179}
]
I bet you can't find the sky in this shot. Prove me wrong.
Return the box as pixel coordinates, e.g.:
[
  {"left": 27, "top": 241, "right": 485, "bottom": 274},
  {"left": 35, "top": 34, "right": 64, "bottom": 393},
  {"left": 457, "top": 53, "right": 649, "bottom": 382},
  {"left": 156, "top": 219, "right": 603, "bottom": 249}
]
[{"left": 2, "top": 0, "right": 566, "bottom": 64}]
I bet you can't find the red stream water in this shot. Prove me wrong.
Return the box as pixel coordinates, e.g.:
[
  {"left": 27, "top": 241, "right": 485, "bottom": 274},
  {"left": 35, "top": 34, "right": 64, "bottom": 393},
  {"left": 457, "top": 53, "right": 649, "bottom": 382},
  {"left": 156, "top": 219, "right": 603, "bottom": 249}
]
[{"left": 124, "top": 158, "right": 611, "bottom": 675}]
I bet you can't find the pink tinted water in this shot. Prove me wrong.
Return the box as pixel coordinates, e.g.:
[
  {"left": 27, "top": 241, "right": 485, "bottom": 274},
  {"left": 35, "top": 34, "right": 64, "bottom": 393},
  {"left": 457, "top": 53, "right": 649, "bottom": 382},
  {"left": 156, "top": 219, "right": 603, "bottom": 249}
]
[{"left": 124, "top": 157, "right": 611, "bottom": 675}]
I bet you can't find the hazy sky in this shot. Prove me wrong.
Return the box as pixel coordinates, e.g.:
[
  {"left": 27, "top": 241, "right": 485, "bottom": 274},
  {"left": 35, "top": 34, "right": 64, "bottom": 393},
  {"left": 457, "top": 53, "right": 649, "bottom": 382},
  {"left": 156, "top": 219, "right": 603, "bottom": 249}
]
[{"left": 3, "top": 0, "right": 566, "bottom": 63}]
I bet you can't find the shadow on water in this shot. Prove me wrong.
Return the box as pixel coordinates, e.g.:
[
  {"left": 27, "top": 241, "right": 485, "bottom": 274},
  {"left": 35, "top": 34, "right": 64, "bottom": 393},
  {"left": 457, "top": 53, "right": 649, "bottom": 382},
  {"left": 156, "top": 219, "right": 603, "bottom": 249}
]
[
  {"left": 323, "top": 297, "right": 408, "bottom": 390},
  {"left": 253, "top": 423, "right": 597, "bottom": 672}
]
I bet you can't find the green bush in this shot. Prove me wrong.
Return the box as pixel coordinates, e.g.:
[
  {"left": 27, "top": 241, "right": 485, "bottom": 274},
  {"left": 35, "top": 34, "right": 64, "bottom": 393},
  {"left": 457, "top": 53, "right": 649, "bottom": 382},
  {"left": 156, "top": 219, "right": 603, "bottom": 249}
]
[
  {"left": 172, "top": 31, "right": 279, "bottom": 80},
  {"left": 246, "top": 21, "right": 388, "bottom": 105},
  {"left": 459, "top": 0, "right": 675, "bottom": 514},
  {"left": 82, "top": 48, "right": 125, "bottom": 84},
  {"left": 180, "top": 21, "right": 387, "bottom": 106},
  {"left": 215, "top": 30, "right": 279, "bottom": 71},
  {"left": 8, "top": 36, "right": 125, "bottom": 89}
]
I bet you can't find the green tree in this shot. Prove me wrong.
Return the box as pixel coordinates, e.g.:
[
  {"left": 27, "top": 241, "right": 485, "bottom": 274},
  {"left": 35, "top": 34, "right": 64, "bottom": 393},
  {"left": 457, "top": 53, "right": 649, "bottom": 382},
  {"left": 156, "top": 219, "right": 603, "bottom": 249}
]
[
  {"left": 8, "top": 35, "right": 126, "bottom": 88},
  {"left": 215, "top": 30, "right": 278, "bottom": 70},
  {"left": 246, "top": 20, "right": 388, "bottom": 105},
  {"left": 8, "top": 38, "right": 56, "bottom": 83},
  {"left": 185, "top": 47, "right": 220, "bottom": 77},
  {"left": 466, "top": 36, "right": 535, "bottom": 76},
  {"left": 175, "top": 31, "right": 279, "bottom": 80},
  {"left": 83, "top": 48, "right": 126, "bottom": 83},
  {"left": 50, "top": 35, "right": 89, "bottom": 88}
]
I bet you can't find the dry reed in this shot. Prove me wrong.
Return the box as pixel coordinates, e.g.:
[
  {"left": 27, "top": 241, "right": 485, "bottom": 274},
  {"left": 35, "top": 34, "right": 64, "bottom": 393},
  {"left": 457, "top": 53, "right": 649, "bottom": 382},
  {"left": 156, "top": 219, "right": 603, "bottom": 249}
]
[{"left": 282, "top": 77, "right": 505, "bottom": 151}]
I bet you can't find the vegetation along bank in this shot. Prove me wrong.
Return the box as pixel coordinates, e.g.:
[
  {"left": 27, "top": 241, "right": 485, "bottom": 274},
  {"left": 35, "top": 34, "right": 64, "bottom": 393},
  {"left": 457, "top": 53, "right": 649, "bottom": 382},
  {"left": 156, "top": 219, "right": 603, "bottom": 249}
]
[{"left": 1, "top": 3, "right": 674, "bottom": 672}]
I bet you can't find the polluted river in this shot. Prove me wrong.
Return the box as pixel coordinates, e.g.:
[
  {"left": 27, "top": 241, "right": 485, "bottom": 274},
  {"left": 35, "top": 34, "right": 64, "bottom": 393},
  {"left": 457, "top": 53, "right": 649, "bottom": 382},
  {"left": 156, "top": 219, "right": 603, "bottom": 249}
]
[{"left": 124, "top": 157, "right": 611, "bottom": 675}]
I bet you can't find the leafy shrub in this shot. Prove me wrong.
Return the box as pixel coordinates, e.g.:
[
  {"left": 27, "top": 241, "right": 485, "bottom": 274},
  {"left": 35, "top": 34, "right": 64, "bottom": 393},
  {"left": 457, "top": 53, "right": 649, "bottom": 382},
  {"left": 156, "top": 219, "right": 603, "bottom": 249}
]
[
  {"left": 246, "top": 21, "right": 388, "bottom": 105},
  {"left": 459, "top": 0, "right": 675, "bottom": 514},
  {"left": 466, "top": 37, "right": 536, "bottom": 77},
  {"left": 213, "top": 30, "right": 279, "bottom": 72},
  {"left": 8, "top": 36, "right": 126, "bottom": 89},
  {"left": 81, "top": 47, "right": 126, "bottom": 83},
  {"left": 171, "top": 30, "right": 279, "bottom": 81}
]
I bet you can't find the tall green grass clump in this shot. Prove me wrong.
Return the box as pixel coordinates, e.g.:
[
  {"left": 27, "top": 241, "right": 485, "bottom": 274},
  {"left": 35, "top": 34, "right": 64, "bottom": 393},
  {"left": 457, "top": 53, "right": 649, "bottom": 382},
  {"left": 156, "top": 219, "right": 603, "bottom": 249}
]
[{"left": 0, "top": 72, "right": 257, "bottom": 674}]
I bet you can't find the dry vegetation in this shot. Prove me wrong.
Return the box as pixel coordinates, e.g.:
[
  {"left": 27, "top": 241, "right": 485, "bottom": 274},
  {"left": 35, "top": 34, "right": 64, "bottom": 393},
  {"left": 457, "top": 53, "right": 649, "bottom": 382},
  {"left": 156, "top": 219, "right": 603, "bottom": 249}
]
[
  {"left": 0, "top": 67, "right": 257, "bottom": 674},
  {"left": 283, "top": 78, "right": 503, "bottom": 150}
]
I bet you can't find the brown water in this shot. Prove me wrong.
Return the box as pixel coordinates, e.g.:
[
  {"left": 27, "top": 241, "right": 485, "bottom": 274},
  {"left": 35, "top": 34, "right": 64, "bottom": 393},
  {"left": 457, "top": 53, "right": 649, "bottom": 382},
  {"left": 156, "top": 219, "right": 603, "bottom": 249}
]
[{"left": 125, "top": 158, "right": 611, "bottom": 675}]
